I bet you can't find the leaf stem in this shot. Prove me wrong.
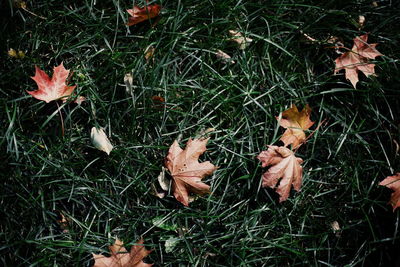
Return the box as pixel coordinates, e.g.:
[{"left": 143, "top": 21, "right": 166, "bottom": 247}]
[
  {"left": 22, "top": 7, "right": 47, "bottom": 20},
  {"left": 325, "top": 45, "right": 351, "bottom": 51},
  {"left": 56, "top": 101, "right": 65, "bottom": 137}
]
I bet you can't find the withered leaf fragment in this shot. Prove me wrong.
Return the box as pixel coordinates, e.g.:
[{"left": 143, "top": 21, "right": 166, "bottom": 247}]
[
  {"left": 8, "top": 48, "right": 17, "bottom": 58},
  {"left": 334, "top": 34, "right": 382, "bottom": 88},
  {"left": 278, "top": 104, "right": 314, "bottom": 149},
  {"left": 257, "top": 145, "right": 303, "bottom": 202},
  {"left": 379, "top": 173, "right": 400, "bottom": 211},
  {"left": 144, "top": 46, "right": 155, "bottom": 62},
  {"left": 228, "top": 30, "right": 253, "bottom": 50},
  {"left": 215, "top": 50, "right": 235, "bottom": 64},
  {"left": 126, "top": 4, "right": 161, "bottom": 26},
  {"left": 92, "top": 238, "right": 153, "bottom": 267},
  {"left": 165, "top": 138, "right": 217, "bottom": 206},
  {"left": 91, "top": 127, "right": 114, "bottom": 155}
]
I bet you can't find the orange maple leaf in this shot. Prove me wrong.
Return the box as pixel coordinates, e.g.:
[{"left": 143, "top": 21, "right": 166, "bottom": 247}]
[
  {"left": 27, "top": 62, "right": 76, "bottom": 103},
  {"left": 126, "top": 3, "right": 161, "bottom": 26},
  {"left": 165, "top": 138, "right": 217, "bottom": 206},
  {"left": 379, "top": 173, "right": 400, "bottom": 211},
  {"left": 334, "top": 34, "right": 383, "bottom": 88},
  {"left": 92, "top": 238, "right": 153, "bottom": 267},
  {"left": 257, "top": 145, "right": 303, "bottom": 202},
  {"left": 277, "top": 104, "right": 315, "bottom": 149}
]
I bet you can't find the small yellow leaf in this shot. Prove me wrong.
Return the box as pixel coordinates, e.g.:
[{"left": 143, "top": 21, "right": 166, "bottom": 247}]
[
  {"left": 8, "top": 48, "right": 17, "bottom": 58},
  {"left": 17, "top": 50, "right": 25, "bottom": 58},
  {"left": 277, "top": 104, "right": 315, "bottom": 149}
]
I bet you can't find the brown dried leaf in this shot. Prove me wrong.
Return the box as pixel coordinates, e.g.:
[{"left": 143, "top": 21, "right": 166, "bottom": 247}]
[
  {"left": 215, "top": 50, "right": 235, "bottom": 64},
  {"left": 358, "top": 15, "right": 366, "bottom": 29},
  {"left": 379, "top": 173, "right": 400, "bottom": 211},
  {"left": 278, "top": 104, "right": 315, "bottom": 149},
  {"left": 92, "top": 238, "right": 152, "bottom": 267},
  {"left": 257, "top": 145, "right": 303, "bottom": 202},
  {"left": 144, "top": 46, "right": 155, "bottom": 62},
  {"left": 165, "top": 138, "right": 217, "bottom": 206},
  {"left": 228, "top": 30, "right": 253, "bottom": 50},
  {"left": 334, "top": 34, "right": 383, "bottom": 88}
]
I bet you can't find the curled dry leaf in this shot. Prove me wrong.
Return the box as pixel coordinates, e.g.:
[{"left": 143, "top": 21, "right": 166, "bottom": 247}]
[
  {"left": 215, "top": 49, "right": 235, "bottom": 64},
  {"left": 27, "top": 62, "right": 77, "bottom": 103},
  {"left": 8, "top": 48, "right": 18, "bottom": 58},
  {"left": 124, "top": 73, "right": 133, "bottom": 94},
  {"left": 165, "top": 138, "right": 217, "bottom": 206},
  {"left": 126, "top": 4, "right": 161, "bottom": 26},
  {"left": 334, "top": 34, "right": 383, "bottom": 88},
  {"left": 74, "top": 96, "right": 86, "bottom": 105},
  {"left": 91, "top": 127, "right": 114, "bottom": 155},
  {"left": 157, "top": 166, "right": 170, "bottom": 191},
  {"left": 151, "top": 184, "right": 165, "bottom": 199},
  {"left": 257, "top": 145, "right": 303, "bottom": 202},
  {"left": 92, "top": 238, "right": 153, "bottom": 267},
  {"left": 55, "top": 210, "right": 70, "bottom": 233},
  {"left": 379, "top": 173, "right": 400, "bottom": 211},
  {"left": 144, "top": 46, "right": 155, "bottom": 62},
  {"left": 151, "top": 167, "right": 169, "bottom": 199},
  {"left": 151, "top": 96, "right": 165, "bottom": 108},
  {"left": 13, "top": 0, "right": 26, "bottom": 8},
  {"left": 228, "top": 30, "right": 253, "bottom": 50},
  {"left": 358, "top": 15, "right": 366, "bottom": 29},
  {"left": 331, "top": 221, "right": 340, "bottom": 232},
  {"left": 278, "top": 104, "right": 314, "bottom": 149},
  {"left": 330, "top": 221, "right": 341, "bottom": 237}
]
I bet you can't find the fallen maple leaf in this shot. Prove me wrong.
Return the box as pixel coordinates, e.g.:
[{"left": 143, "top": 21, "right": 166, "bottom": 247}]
[
  {"left": 278, "top": 104, "right": 314, "bottom": 149},
  {"left": 126, "top": 3, "right": 161, "bottom": 26},
  {"left": 92, "top": 238, "right": 153, "bottom": 267},
  {"left": 165, "top": 138, "right": 217, "bottom": 206},
  {"left": 257, "top": 145, "right": 303, "bottom": 202},
  {"left": 27, "top": 62, "right": 77, "bottom": 103},
  {"left": 379, "top": 173, "right": 400, "bottom": 211},
  {"left": 334, "top": 34, "right": 383, "bottom": 88}
]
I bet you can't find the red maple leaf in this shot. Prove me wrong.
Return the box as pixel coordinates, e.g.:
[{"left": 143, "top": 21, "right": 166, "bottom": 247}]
[
  {"left": 379, "top": 173, "right": 400, "bottom": 211},
  {"left": 27, "top": 62, "right": 76, "bottom": 103},
  {"left": 334, "top": 34, "right": 383, "bottom": 88},
  {"left": 126, "top": 3, "right": 161, "bottom": 26}
]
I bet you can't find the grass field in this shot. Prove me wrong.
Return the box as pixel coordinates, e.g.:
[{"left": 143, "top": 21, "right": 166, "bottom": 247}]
[{"left": 1, "top": 0, "right": 400, "bottom": 266}]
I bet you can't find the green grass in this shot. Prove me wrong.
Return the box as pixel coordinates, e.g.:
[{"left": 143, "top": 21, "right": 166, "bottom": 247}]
[{"left": 1, "top": 0, "right": 400, "bottom": 266}]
